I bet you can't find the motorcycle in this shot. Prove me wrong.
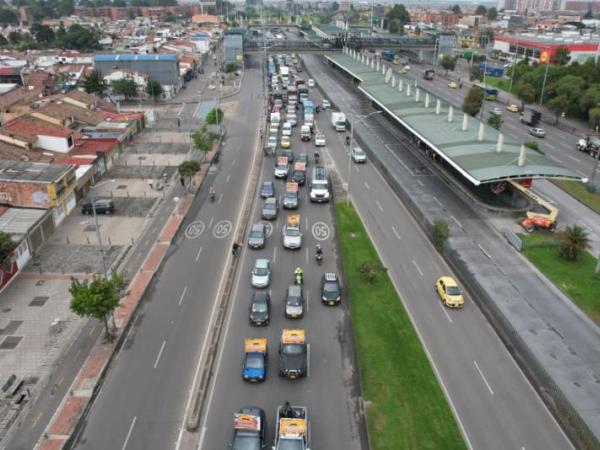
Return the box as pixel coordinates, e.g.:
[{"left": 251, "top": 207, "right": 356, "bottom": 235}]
[
  {"left": 294, "top": 272, "right": 304, "bottom": 285},
  {"left": 315, "top": 253, "right": 323, "bottom": 266},
  {"left": 346, "top": 135, "right": 351, "bottom": 146},
  {"left": 210, "top": 189, "right": 216, "bottom": 202},
  {"left": 314, "top": 152, "right": 320, "bottom": 164}
]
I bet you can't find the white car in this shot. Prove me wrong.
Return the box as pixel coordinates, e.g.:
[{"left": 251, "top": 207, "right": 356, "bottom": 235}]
[
  {"left": 286, "top": 113, "right": 297, "bottom": 126},
  {"left": 315, "top": 133, "right": 326, "bottom": 147},
  {"left": 351, "top": 146, "right": 366, "bottom": 163},
  {"left": 308, "top": 79, "right": 315, "bottom": 88},
  {"left": 322, "top": 99, "right": 331, "bottom": 110},
  {"left": 282, "top": 122, "right": 292, "bottom": 136},
  {"left": 490, "top": 107, "right": 503, "bottom": 116},
  {"left": 251, "top": 259, "right": 271, "bottom": 288}
]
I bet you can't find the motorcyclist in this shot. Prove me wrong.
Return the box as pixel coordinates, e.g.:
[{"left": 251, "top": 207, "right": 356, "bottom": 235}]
[
  {"left": 314, "top": 151, "right": 320, "bottom": 164},
  {"left": 209, "top": 185, "right": 216, "bottom": 201},
  {"left": 316, "top": 244, "right": 323, "bottom": 256},
  {"left": 346, "top": 135, "right": 351, "bottom": 145},
  {"left": 294, "top": 267, "right": 304, "bottom": 285}
]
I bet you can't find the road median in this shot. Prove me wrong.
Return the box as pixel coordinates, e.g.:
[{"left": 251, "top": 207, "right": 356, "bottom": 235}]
[{"left": 335, "top": 202, "right": 466, "bottom": 450}]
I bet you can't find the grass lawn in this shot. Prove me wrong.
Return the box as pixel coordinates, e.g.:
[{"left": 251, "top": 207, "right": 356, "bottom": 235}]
[
  {"left": 552, "top": 179, "right": 600, "bottom": 216},
  {"left": 521, "top": 232, "right": 600, "bottom": 325},
  {"left": 485, "top": 77, "right": 512, "bottom": 92},
  {"left": 335, "top": 202, "right": 465, "bottom": 450}
]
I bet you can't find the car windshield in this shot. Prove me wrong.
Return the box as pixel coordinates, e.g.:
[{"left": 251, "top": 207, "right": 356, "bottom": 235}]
[
  {"left": 354, "top": 149, "right": 364, "bottom": 156},
  {"left": 250, "top": 229, "right": 263, "bottom": 238},
  {"left": 285, "top": 227, "right": 300, "bottom": 236},
  {"left": 446, "top": 286, "right": 461, "bottom": 296},
  {"left": 252, "top": 302, "right": 267, "bottom": 313},
  {"left": 262, "top": 184, "right": 272, "bottom": 192},
  {"left": 324, "top": 282, "right": 339, "bottom": 296},
  {"left": 276, "top": 441, "right": 304, "bottom": 450},
  {"left": 245, "top": 354, "right": 264, "bottom": 369},
  {"left": 232, "top": 434, "right": 261, "bottom": 450},
  {"left": 282, "top": 344, "right": 304, "bottom": 355},
  {"left": 265, "top": 203, "right": 275, "bottom": 210},
  {"left": 287, "top": 295, "right": 301, "bottom": 306}
]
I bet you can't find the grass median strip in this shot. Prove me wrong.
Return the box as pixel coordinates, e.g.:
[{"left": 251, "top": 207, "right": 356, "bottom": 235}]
[
  {"left": 520, "top": 232, "right": 600, "bottom": 325},
  {"left": 335, "top": 202, "right": 465, "bottom": 450},
  {"left": 552, "top": 179, "right": 600, "bottom": 216}
]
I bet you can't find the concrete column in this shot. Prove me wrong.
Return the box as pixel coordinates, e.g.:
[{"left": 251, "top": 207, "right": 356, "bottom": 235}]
[
  {"left": 370, "top": 58, "right": 375, "bottom": 69},
  {"left": 376, "top": 60, "right": 380, "bottom": 72},
  {"left": 406, "top": 84, "right": 411, "bottom": 96},
  {"left": 496, "top": 133, "right": 504, "bottom": 152},
  {"left": 518, "top": 144, "right": 526, "bottom": 166},
  {"left": 414, "top": 79, "right": 418, "bottom": 87},
  {"left": 425, "top": 93, "right": 430, "bottom": 108},
  {"left": 415, "top": 88, "right": 420, "bottom": 102},
  {"left": 478, "top": 122, "right": 485, "bottom": 141},
  {"left": 448, "top": 106, "right": 454, "bottom": 122},
  {"left": 462, "top": 113, "right": 468, "bottom": 131},
  {"left": 391, "top": 76, "right": 396, "bottom": 87},
  {"left": 435, "top": 99, "right": 441, "bottom": 114},
  {"left": 399, "top": 79, "right": 403, "bottom": 91}
]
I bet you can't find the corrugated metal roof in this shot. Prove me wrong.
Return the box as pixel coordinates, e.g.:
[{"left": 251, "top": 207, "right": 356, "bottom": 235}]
[
  {"left": 93, "top": 54, "right": 177, "bottom": 62},
  {"left": 327, "top": 53, "right": 582, "bottom": 186}
]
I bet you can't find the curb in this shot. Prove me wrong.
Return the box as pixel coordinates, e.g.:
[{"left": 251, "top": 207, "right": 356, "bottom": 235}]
[{"left": 35, "top": 148, "right": 219, "bottom": 450}]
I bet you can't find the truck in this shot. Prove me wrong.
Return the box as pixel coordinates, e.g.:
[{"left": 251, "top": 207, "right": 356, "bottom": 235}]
[
  {"left": 520, "top": 108, "right": 542, "bottom": 127},
  {"left": 310, "top": 166, "right": 330, "bottom": 203},
  {"left": 300, "top": 124, "right": 311, "bottom": 141},
  {"left": 423, "top": 69, "right": 435, "bottom": 80},
  {"left": 331, "top": 112, "right": 346, "bottom": 132},
  {"left": 273, "top": 403, "right": 310, "bottom": 450},
  {"left": 576, "top": 135, "right": 600, "bottom": 157},
  {"left": 381, "top": 49, "right": 394, "bottom": 62}
]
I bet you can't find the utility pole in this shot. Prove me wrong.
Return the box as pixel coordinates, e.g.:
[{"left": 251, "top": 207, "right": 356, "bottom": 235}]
[
  {"left": 508, "top": 36, "right": 519, "bottom": 96},
  {"left": 539, "top": 60, "right": 550, "bottom": 107}
]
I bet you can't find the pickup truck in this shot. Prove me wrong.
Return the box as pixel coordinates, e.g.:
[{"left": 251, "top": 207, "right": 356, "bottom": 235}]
[{"left": 273, "top": 403, "right": 310, "bottom": 450}]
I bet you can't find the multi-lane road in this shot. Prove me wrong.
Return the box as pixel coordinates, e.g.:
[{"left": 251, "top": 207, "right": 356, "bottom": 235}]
[{"left": 303, "top": 53, "right": 574, "bottom": 450}]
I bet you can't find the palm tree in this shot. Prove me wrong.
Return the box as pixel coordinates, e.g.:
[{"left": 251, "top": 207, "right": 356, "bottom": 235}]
[{"left": 557, "top": 225, "right": 591, "bottom": 261}]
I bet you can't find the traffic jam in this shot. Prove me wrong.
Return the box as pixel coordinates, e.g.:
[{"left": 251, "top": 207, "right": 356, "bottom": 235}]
[{"left": 228, "top": 53, "right": 342, "bottom": 450}]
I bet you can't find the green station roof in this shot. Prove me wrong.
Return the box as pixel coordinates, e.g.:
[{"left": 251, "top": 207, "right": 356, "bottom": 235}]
[{"left": 326, "top": 52, "right": 583, "bottom": 186}]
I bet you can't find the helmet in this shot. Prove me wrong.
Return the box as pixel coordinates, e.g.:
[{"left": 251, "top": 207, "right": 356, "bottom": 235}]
[{"left": 316, "top": 244, "right": 321, "bottom": 250}]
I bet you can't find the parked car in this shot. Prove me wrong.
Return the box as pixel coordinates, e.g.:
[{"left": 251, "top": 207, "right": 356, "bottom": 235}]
[
  {"left": 81, "top": 198, "right": 114, "bottom": 215},
  {"left": 529, "top": 127, "right": 546, "bottom": 138}
]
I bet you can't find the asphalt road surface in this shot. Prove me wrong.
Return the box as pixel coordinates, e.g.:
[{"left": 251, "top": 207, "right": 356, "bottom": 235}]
[
  {"left": 199, "top": 85, "right": 365, "bottom": 450},
  {"left": 303, "top": 53, "right": 574, "bottom": 450},
  {"left": 73, "top": 57, "right": 262, "bottom": 450}
]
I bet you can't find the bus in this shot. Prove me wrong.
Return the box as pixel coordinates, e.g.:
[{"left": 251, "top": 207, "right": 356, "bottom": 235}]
[{"left": 473, "top": 83, "right": 498, "bottom": 101}]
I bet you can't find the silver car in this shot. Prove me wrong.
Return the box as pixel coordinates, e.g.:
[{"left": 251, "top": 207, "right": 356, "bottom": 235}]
[
  {"left": 262, "top": 197, "right": 278, "bottom": 220},
  {"left": 251, "top": 259, "right": 271, "bottom": 288},
  {"left": 248, "top": 223, "right": 267, "bottom": 249},
  {"left": 285, "top": 285, "right": 304, "bottom": 318},
  {"left": 351, "top": 146, "right": 366, "bottom": 163}
]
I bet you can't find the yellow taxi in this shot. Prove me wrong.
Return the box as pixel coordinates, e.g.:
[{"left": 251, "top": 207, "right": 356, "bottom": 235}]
[
  {"left": 398, "top": 68, "right": 407, "bottom": 74},
  {"left": 506, "top": 104, "right": 520, "bottom": 113},
  {"left": 435, "top": 277, "right": 464, "bottom": 308},
  {"left": 448, "top": 81, "right": 458, "bottom": 89},
  {"left": 280, "top": 136, "right": 291, "bottom": 149}
]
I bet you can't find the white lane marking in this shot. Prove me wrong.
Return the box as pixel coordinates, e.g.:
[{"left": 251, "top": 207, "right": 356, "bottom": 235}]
[
  {"left": 547, "top": 155, "right": 562, "bottom": 163},
  {"left": 364, "top": 181, "right": 370, "bottom": 190},
  {"left": 226, "top": 174, "right": 231, "bottom": 183},
  {"left": 576, "top": 169, "right": 587, "bottom": 177},
  {"left": 307, "top": 344, "right": 311, "bottom": 378},
  {"left": 195, "top": 246, "right": 204, "bottom": 263},
  {"left": 412, "top": 259, "right": 424, "bottom": 276},
  {"left": 567, "top": 155, "right": 581, "bottom": 162},
  {"left": 273, "top": 246, "right": 277, "bottom": 263},
  {"left": 305, "top": 247, "right": 309, "bottom": 265},
  {"left": 177, "top": 103, "right": 185, "bottom": 116},
  {"left": 178, "top": 286, "right": 188, "bottom": 306},
  {"left": 217, "top": 193, "right": 224, "bottom": 204},
  {"left": 416, "top": 179, "right": 424, "bottom": 187},
  {"left": 375, "top": 200, "right": 384, "bottom": 212},
  {"left": 477, "top": 243, "right": 492, "bottom": 259},
  {"left": 450, "top": 215, "right": 462, "bottom": 228},
  {"left": 198, "top": 426, "right": 208, "bottom": 450},
  {"left": 438, "top": 301, "right": 453, "bottom": 323},
  {"left": 208, "top": 216, "right": 214, "bottom": 229},
  {"left": 473, "top": 360, "right": 494, "bottom": 395},
  {"left": 391, "top": 225, "right": 401, "bottom": 240},
  {"left": 354, "top": 164, "right": 360, "bottom": 173},
  {"left": 432, "top": 196, "right": 443, "bottom": 207},
  {"left": 231, "top": 158, "right": 236, "bottom": 167},
  {"left": 122, "top": 416, "right": 137, "bottom": 450},
  {"left": 153, "top": 340, "right": 167, "bottom": 369},
  {"left": 306, "top": 289, "right": 309, "bottom": 313}
]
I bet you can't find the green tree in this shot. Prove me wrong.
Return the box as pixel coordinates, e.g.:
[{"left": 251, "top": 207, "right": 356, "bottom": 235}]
[
  {"left": 0, "top": 231, "right": 16, "bottom": 262},
  {"left": 69, "top": 271, "right": 126, "bottom": 337},
  {"left": 224, "top": 62, "right": 237, "bottom": 73},
  {"left": 206, "top": 107, "right": 223, "bottom": 125},
  {"left": 440, "top": 55, "right": 457, "bottom": 75},
  {"left": 83, "top": 70, "right": 106, "bottom": 95},
  {"left": 386, "top": 4, "right": 410, "bottom": 34},
  {"left": 551, "top": 46, "right": 570, "bottom": 65},
  {"left": 470, "top": 65, "right": 483, "bottom": 81},
  {"left": 579, "top": 85, "right": 600, "bottom": 117},
  {"left": 8, "top": 30, "right": 21, "bottom": 44},
  {"left": 546, "top": 95, "right": 570, "bottom": 124},
  {"left": 475, "top": 5, "right": 487, "bottom": 15},
  {"left": 451, "top": 4, "right": 461, "bottom": 14},
  {"left": 191, "top": 125, "right": 220, "bottom": 155},
  {"left": 0, "top": 34, "right": 7, "bottom": 46},
  {"left": 524, "top": 140, "right": 543, "bottom": 154},
  {"left": 60, "top": 24, "right": 100, "bottom": 51},
  {"left": 178, "top": 160, "right": 200, "bottom": 185},
  {"left": 432, "top": 219, "right": 449, "bottom": 252},
  {"left": 488, "top": 114, "right": 503, "bottom": 130},
  {"left": 111, "top": 78, "right": 137, "bottom": 98},
  {"left": 0, "top": 8, "right": 18, "bottom": 25},
  {"left": 515, "top": 82, "right": 536, "bottom": 109},
  {"left": 589, "top": 107, "right": 600, "bottom": 130},
  {"left": 146, "top": 79, "right": 163, "bottom": 99},
  {"left": 31, "top": 23, "right": 55, "bottom": 45},
  {"left": 557, "top": 225, "right": 591, "bottom": 261},
  {"left": 487, "top": 7, "right": 498, "bottom": 20},
  {"left": 462, "top": 86, "right": 484, "bottom": 116},
  {"left": 357, "top": 260, "right": 386, "bottom": 284}
]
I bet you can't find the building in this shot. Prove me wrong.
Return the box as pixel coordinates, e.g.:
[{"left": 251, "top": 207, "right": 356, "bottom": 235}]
[
  {"left": 562, "top": 0, "right": 600, "bottom": 12},
  {"left": 494, "top": 33, "right": 600, "bottom": 63},
  {"left": 93, "top": 54, "right": 181, "bottom": 98},
  {"left": 0, "top": 160, "right": 77, "bottom": 226},
  {"left": 224, "top": 35, "right": 244, "bottom": 67}
]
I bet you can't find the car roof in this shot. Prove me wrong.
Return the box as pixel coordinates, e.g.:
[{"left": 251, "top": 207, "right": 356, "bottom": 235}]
[
  {"left": 262, "top": 181, "right": 273, "bottom": 186},
  {"left": 288, "top": 285, "right": 301, "bottom": 295},
  {"left": 252, "top": 291, "right": 269, "bottom": 301},
  {"left": 438, "top": 276, "right": 457, "bottom": 286},
  {"left": 251, "top": 223, "right": 264, "bottom": 230},
  {"left": 265, "top": 197, "right": 277, "bottom": 204}
]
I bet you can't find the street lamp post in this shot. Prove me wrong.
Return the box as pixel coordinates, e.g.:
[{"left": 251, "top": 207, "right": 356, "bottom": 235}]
[
  {"left": 88, "top": 179, "right": 114, "bottom": 279},
  {"left": 539, "top": 60, "right": 551, "bottom": 107},
  {"left": 347, "top": 110, "right": 382, "bottom": 204}
]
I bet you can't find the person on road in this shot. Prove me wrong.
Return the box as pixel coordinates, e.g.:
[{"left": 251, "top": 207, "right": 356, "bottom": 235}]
[
  {"left": 209, "top": 185, "right": 216, "bottom": 202},
  {"left": 346, "top": 135, "right": 351, "bottom": 146},
  {"left": 315, "top": 244, "right": 322, "bottom": 256},
  {"left": 232, "top": 242, "right": 239, "bottom": 256},
  {"left": 314, "top": 151, "right": 320, "bottom": 164},
  {"left": 294, "top": 267, "right": 303, "bottom": 285}
]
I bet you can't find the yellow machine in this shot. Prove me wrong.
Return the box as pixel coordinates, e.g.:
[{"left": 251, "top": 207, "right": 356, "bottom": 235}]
[{"left": 510, "top": 180, "right": 559, "bottom": 232}]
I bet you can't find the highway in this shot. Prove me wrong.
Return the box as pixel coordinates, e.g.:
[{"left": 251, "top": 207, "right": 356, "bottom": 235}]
[
  {"left": 303, "top": 53, "right": 574, "bottom": 450},
  {"left": 199, "top": 79, "right": 365, "bottom": 449},
  {"left": 73, "top": 57, "right": 262, "bottom": 450}
]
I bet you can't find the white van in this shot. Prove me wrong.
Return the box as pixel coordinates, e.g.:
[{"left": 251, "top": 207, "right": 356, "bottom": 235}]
[{"left": 282, "top": 122, "right": 292, "bottom": 136}]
